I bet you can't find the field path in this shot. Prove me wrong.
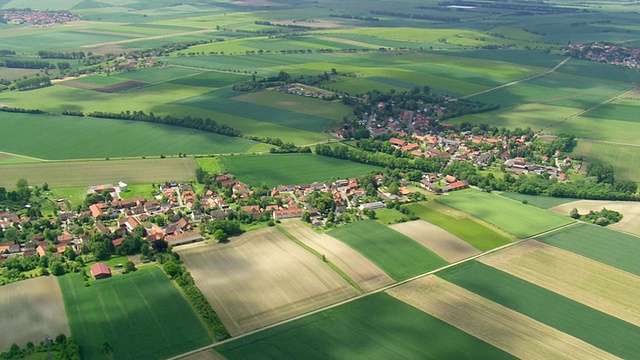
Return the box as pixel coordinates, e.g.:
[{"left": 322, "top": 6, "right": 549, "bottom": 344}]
[
  {"left": 390, "top": 220, "right": 480, "bottom": 262},
  {"left": 480, "top": 240, "right": 640, "bottom": 327},
  {"left": 460, "top": 56, "right": 571, "bottom": 99},
  {"left": 388, "top": 276, "right": 618, "bottom": 360},
  {"left": 280, "top": 220, "right": 394, "bottom": 291}
]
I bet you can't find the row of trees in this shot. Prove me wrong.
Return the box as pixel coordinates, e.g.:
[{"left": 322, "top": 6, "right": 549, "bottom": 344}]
[
  {"left": 37, "top": 50, "right": 86, "bottom": 59},
  {"left": 0, "top": 106, "right": 45, "bottom": 114},
  {"left": 10, "top": 76, "right": 51, "bottom": 91},
  {"left": 0, "top": 334, "right": 80, "bottom": 360},
  {"left": 1, "top": 59, "right": 55, "bottom": 69},
  {"left": 316, "top": 144, "right": 441, "bottom": 173}
]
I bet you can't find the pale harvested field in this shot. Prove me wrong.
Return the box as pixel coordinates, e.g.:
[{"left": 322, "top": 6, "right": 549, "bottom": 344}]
[
  {"left": 177, "top": 227, "right": 359, "bottom": 336},
  {"left": 0, "top": 276, "right": 70, "bottom": 350},
  {"left": 178, "top": 349, "right": 226, "bottom": 360},
  {"left": 480, "top": 240, "right": 640, "bottom": 327},
  {"left": 280, "top": 221, "right": 394, "bottom": 291},
  {"left": 550, "top": 200, "right": 640, "bottom": 236},
  {"left": 388, "top": 276, "right": 617, "bottom": 360},
  {"left": 390, "top": 220, "right": 480, "bottom": 262},
  {"left": 0, "top": 158, "right": 196, "bottom": 188}
]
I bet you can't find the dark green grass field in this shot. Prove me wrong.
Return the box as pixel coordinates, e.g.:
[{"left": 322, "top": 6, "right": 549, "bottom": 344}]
[
  {"left": 328, "top": 220, "right": 447, "bottom": 281},
  {"left": 437, "top": 190, "right": 574, "bottom": 238},
  {"left": 218, "top": 154, "right": 381, "bottom": 188},
  {"left": 404, "top": 202, "right": 512, "bottom": 251},
  {"left": 438, "top": 261, "right": 640, "bottom": 359},
  {"left": 498, "top": 192, "right": 577, "bottom": 209},
  {"left": 536, "top": 223, "right": 640, "bottom": 276},
  {"left": 215, "top": 292, "right": 514, "bottom": 360},
  {"left": 58, "top": 267, "right": 211, "bottom": 360},
  {"left": 118, "top": 66, "right": 204, "bottom": 83},
  {"left": 0, "top": 112, "right": 257, "bottom": 159}
]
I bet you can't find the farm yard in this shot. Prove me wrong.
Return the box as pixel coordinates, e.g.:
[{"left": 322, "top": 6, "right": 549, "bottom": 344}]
[
  {"left": 328, "top": 220, "right": 447, "bottom": 281},
  {"left": 389, "top": 220, "right": 480, "bottom": 262},
  {"left": 0, "top": 158, "right": 197, "bottom": 188},
  {"left": 176, "top": 227, "right": 359, "bottom": 336},
  {"left": 218, "top": 154, "right": 381, "bottom": 188},
  {"left": 58, "top": 267, "right": 211, "bottom": 360},
  {"left": 279, "top": 220, "right": 394, "bottom": 292},
  {"left": 437, "top": 190, "right": 574, "bottom": 238},
  {"left": 0, "top": 276, "right": 70, "bottom": 352}
]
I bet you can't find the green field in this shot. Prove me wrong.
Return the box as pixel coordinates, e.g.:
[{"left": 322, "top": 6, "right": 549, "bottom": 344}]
[
  {"left": 537, "top": 223, "right": 640, "bottom": 276},
  {"left": 374, "top": 208, "right": 408, "bottom": 224},
  {"left": 234, "top": 90, "right": 352, "bottom": 121},
  {"left": 580, "top": 100, "right": 640, "bottom": 122},
  {"left": 498, "top": 192, "right": 577, "bottom": 209},
  {"left": 0, "top": 112, "right": 257, "bottom": 159},
  {"left": 195, "top": 157, "right": 223, "bottom": 173},
  {"left": 328, "top": 220, "right": 447, "bottom": 281},
  {"left": 58, "top": 267, "right": 211, "bottom": 360},
  {"left": 438, "top": 261, "right": 640, "bottom": 359},
  {"left": 169, "top": 71, "right": 250, "bottom": 88},
  {"left": 118, "top": 66, "right": 204, "bottom": 83},
  {"left": 554, "top": 116, "right": 640, "bottom": 146},
  {"left": 437, "top": 190, "right": 574, "bottom": 238},
  {"left": 218, "top": 154, "right": 381, "bottom": 188},
  {"left": 572, "top": 140, "right": 640, "bottom": 180},
  {"left": 450, "top": 104, "right": 579, "bottom": 131},
  {"left": 404, "top": 201, "right": 513, "bottom": 251},
  {"left": 215, "top": 292, "right": 514, "bottom": 360}
]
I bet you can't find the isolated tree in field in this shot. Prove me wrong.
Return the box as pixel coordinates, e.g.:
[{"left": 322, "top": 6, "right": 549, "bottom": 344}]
[{"left": 569, "top": 208, "right": 580, "bottom": 219}]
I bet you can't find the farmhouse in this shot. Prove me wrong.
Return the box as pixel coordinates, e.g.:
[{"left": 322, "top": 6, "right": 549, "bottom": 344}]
[
  {"left": 90, "top": 262, "right": 111, "bottom": 279},
  {"left": 443, "top": 180, "right": 469, "bottom": 192},
  {"left": 165, "top": 231, "right": 204, "bottom": 246},
  {"left": 273, "top": 208, "right": 304, "bottom": 219}
]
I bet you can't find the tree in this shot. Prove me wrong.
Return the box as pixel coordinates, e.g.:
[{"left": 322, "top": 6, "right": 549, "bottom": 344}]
[
  {"left": 301, "top": 211, "right": 311, "bottom": 223},
  {"left": 569, "top": 208, "right": 580, "bottom": 219},
  {"left": 49, "top": 261, "right": 65, "bottom": 276},
  {"left": 102, "top": 341, "right": 112, "bottom": 355},
  {"left": 163, "top": 261, "right": 182, "bottom": 278},
  {"left": 123, "top": 260, "right": 136, "bottom": 273},
  {"left": 213, "top": 229, "right": 228, "bottom": 242}
]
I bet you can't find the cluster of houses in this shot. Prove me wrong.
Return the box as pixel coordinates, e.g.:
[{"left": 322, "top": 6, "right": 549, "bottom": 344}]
[
  {"left": 565, "top": 43, "right": 640, "bottom": 69},
  {"left": 276, "top": 84, "right": 338, "bottom": 100},
  {"left": 1, "top": 9, "right": 80, "bottom": 26}
]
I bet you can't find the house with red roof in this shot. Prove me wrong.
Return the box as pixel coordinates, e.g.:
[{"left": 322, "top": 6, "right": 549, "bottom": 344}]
[{"left": 90, "top": 262, "right": 111, "bottom": 279}]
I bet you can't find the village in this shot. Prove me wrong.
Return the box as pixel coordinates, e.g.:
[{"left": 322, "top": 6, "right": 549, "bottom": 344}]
[
  {"left": 1, "top": 9, "right": 80, "bottom": 26},
  {"left": 565, "top": 42, "right": 640, "bottom": 69}
]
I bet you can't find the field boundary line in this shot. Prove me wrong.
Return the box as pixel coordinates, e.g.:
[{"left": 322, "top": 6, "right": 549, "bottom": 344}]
[
  {"left": 0, "top": 151, "right": 46, "bottom": 162},
  {"left": 459, "top": 56, "right": 571, "bottom": 100},
  {"left": 169, "top": 235, "right": 528, "bottom": 359}
]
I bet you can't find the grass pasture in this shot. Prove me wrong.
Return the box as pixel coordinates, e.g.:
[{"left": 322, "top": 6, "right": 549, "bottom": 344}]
[
  {"left": 479, "top": 240, "right": 640, "bottom": 328},
  {"left": 328, "top": 220, "right": 447, "bottom": 281},
  {"left": 437, "top": 190, "right": 574, "bottom": 238},
  {"left": 0, "top": 158, "right": 197, "bottom": 188},
  {"left": 0, "top": 276, "right": 70, "bottom": 351},
  {"left": 439, "top": 261, "right": 640, "bottom": 359},
  {"left": 404, "top": 201, "right": 513, "bottom": 251},
  {"left": 58, "top": 267, "right": 211, "bottom": 360},
  {"left": 215, "top": 292, "right": 514, "bottom": 360},
  {"left": 218, "top": 154, "right": 381, "bottom": 188},
  {"left": 0, "top": 112, "right": 257, "bottom": 160},
  {"left": 388, "top": 275, "right": 617, "bottom": 359},
  {"left": 176, "top": 227, "right": 359, "bottom": 336},
  {"left": 536, "top": 223, "right": 640, "bottom": 276}
]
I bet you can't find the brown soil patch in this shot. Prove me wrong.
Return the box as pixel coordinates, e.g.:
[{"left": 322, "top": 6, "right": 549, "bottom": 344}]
[
  {"left": 0, "top": 276, "right": 70, "bottom": 350},
  {"left": 281, "top": 220, "right": 393, "bottom": 291},
  {"left": 95, "top": 80, "right": 148, "bottom": 93},
  {"left": 176, "top": 227, "right": 358, "bottom": 336},
  {"left": 390, "top": 220, "right": 480, "bottom": 262},
  {"left": 480, "top": 240, "right": 640, "bottom": 327},
  {"left": 388, "top": 276, "right": 617, "bottom": 360},
  {"left": 550, "top": 200, "right": 640, "bottom": 237}
]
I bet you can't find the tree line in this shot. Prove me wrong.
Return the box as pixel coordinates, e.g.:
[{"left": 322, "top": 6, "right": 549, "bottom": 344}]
[
  {"left": 315, "top": 144, "right": 441, "bottom": 173},
  {"left": 37, "top": 50, "right": 86, "bottom": 59},
  {"left": 1, "top": 59, "right": 55, "bottom": 69}
]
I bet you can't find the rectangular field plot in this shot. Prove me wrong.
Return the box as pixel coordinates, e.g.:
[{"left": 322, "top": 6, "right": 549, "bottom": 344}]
[
  {"left": 390, "top": 220, "right": 480, "bottom": 262},
  {"left": 0, "top": 112, "right": 257, "bottom": 160},
  {"left": 451, "top": 104, "right": 579, "bottom": 132},
  {"left": 215, "top": 293, "right": 514, "bottom": 360},
  {"left": 498, "top": 192, "right": 577, "bottom": 209},
  {"left": 169, "top": 71, "right": 250, "bottom": 88},
  {"left": 176, "top": 227, "right": 359, "bottom": 336},
  {"left": 0, "top": 158, "right": 197, "bottom": 188},
  {"left": 218, "top": 154, "right": 381, "bottom": 188},
  {"left": 580, "top": 99, "right": 640, "bottom": 122},
  {"left": 58, "top": 267, "right": 211, "bottom": 360},
  {"left": 0, "top": 276, "right": 70, "bottom": 351},
  {"left": 404, "top": 201, "right": 513, "bottom": 251},
  {"left": 328, "top": 220, "right": 447, "bottom": 281},
  {"left": 438, "top": 261, "right": 640, "bottom": 359},
  {"left": 117, "top": 66, "right": 204, "bottom": 83},
  {"left": 571, "top": 140, "right": 640, "bottom": 180},
  {"left": 479, "top": 240, "right": 640, "bottom": 328},
  {"left": 233, "top": 90, "right": 352, "bottom": 121},
  {"left": 280, "top": 221, "right": 393, "bottom": 292},
  {"left": 553, "top": 117, "right": 640, "bottom": 146},
  {"left": 387, "top": 276, "right": 617, "bottom": 360},
  {"left": 536, "top": 223, "right": 640, "bottom": 275},
  {"left": 437, "top": 190, "right": 574, "bottom": 238}
]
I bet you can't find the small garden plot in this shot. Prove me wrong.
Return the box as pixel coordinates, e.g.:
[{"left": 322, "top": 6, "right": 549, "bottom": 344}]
[
  {"left": 390, "top": 220, "right": 480, "bottom": 262},
  {"left": 387, "top": 276, "right": 616, "bottom": 360},
  {"left": 0, "top": 276, "right": 70, "bottom": 351},
  {"left": 328, "top": 220, "right": 447, "bottom": 281},
  {"left": 176, "top": 227, "right": 359, "bottom": 336},
  {"left": 479, "top": 240, "right": 640, "bottom": 328}
]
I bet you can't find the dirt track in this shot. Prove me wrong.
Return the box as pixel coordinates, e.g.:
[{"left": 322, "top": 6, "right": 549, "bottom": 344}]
[
  {"left": 177, "top": 227, "right": 358, "bottom": 336},
  {"left": 388, "top": 276, "right": 617, "bottom": 360},
  {"left": 281, "top": 221, "right": 393, "bottom": 291},
  {"left": 0, "top": 276, "right": 70, "bottom": 351},
  {"left": 480, "top": 240, "right": 640, "bottom": 327},
  {"left": 390, "top": 220, "right": 480, "bottom": 262}
]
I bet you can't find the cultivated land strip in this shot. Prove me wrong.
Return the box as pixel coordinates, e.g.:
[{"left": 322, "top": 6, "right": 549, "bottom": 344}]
[
  {"left": 280, "top": 221, "right": 394, "bottom": 292},
  {"left": 81, "top": 29, "right": 215, "bottom": 48},
  {"left": 479, "top": 240, "right": 640, "bottom": 327},
  {"left": 389, "top": 220, "right": 480, "bottom": 262},
  {"left": 387, "top": 276, "right": 618, "bottom": 360}
]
